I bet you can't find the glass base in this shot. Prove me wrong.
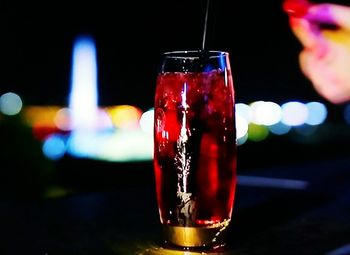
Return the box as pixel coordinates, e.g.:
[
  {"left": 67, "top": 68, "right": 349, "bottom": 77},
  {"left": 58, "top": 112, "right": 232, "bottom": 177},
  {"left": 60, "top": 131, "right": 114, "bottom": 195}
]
[
  {"left": 162, "top": 220, "right": 230, "bottom": 249},
  {"left": 143, "top": 246, "right": 229, "bottom": 255}
]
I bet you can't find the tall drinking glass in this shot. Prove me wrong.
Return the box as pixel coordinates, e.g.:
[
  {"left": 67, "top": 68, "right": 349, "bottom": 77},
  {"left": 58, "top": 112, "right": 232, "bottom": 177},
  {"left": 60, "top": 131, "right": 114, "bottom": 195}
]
[{"left": 153, "top": 50, "right": 237, "bottom": 250}]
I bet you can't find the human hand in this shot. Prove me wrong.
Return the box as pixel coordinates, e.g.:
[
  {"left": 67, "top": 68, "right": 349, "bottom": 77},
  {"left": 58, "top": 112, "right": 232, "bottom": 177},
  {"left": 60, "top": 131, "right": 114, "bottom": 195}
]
[{"left": 283, "top": 0, "right": 350, "bottom": 104}]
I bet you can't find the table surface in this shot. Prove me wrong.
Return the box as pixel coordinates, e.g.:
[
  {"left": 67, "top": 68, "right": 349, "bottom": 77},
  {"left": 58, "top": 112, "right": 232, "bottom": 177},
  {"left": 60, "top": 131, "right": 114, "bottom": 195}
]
[{"left": 1, "top": 156, "right": 350, "bottom": 255}]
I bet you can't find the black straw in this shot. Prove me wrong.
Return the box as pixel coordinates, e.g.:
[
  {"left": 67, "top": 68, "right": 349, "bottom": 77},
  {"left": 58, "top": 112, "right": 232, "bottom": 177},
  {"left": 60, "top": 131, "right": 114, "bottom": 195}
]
[{"left": 201, "top": 0, "right": 210, "bottom": 51}]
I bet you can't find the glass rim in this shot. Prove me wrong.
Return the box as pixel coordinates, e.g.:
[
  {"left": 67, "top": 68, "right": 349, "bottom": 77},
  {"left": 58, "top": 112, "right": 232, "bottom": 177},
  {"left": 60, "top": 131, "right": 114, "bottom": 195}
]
[{"left": 162, "top": 50, "right": 229, "bottom": 59}]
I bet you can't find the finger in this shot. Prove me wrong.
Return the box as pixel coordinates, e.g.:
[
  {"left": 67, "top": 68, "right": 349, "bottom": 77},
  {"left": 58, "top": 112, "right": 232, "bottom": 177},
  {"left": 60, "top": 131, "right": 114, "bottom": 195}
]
[
  {"left": 289, "top": 17, "right": 323, "bottom": 49},
  {"left": 306, "top": 4, "right": 350, "bottom": 30},
  {"left": 299, "top": 49, "right": 310, "bottom": 78},
  {"left": 298, "top": 50, "right": 330, "bottom": 101},
  {"left": 299, "top": 48, "right": 350, "bottom": 104}
]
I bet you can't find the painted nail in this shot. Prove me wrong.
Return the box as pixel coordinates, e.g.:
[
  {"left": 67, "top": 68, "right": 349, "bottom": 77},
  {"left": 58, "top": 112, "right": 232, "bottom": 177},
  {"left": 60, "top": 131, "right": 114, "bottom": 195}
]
[{"left": 283, "top": 0, "right": 311, "bottom": 18}]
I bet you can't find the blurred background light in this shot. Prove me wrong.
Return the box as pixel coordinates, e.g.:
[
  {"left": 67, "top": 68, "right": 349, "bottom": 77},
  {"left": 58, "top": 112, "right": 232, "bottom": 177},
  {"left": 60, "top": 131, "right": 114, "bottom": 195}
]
[
  {"left": 281, "top": 101, "right": 308, "bottom": 126},
  {"left": 17, "top": 99, "right": 331, "bottom": 162},
  {"left": 248, "top": 123, "right": 269, "bottom": 142},
  {"left": 42, "top": 134, "right": 67, "bottom": 160},
  {"left": 55, "top": 35, "right": 152, "bottom": 162},
  {"left": 268, "top": 121, "right": 291, "bottom": 135},
  {"left": 0, "top": 92, "right": 23, "bottom": 116},
  {"left": 250, "top": 101, "right": 282, "bottom": 126},
  {"left": 105, "top": 105, "right": 142, "bottom": 130},
  {"left": 236, "top": 103, "right": 252, "bottom": 123},
  {"left": 24, "top": 106, "right": 61, "bottom": 127},
  {"left": 54, "top": 108, "right": 72, "bottom": 131},
  {"left": 236, "top": 114, "right": 249, "bottom": 140},
  {"left": 305, "top": 102, "right": 327, "bottom": 125},
  {"left": 237, "top": 133, "right": 248, "bottom": 146},
  {"left": 67, "top": 131, "right": 101, "bottom": 159},
  {"left": 93, "top": 130, "right": 153, "bottom": 162},
  {"left": 69, "top": 35, "right": 99, "bottom": 131},
  {"left": 139, "top": 108, "right": 154, "bottom": 134},
  {"left": 67, "top": 129, "right": 153, "bottom": 162}
]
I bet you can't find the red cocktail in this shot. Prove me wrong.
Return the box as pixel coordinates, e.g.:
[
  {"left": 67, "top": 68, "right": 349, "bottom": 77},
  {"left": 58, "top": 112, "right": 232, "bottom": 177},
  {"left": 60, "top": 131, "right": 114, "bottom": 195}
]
[{"left": 153, "top": 51, "right": 237, "bottom": 249}]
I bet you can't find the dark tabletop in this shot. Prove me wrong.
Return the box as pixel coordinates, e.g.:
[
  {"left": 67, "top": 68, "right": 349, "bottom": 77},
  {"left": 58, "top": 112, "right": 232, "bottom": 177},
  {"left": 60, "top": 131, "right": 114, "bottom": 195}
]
[{"left": 1, "top": 156, "right": 350, "bottom": 255}]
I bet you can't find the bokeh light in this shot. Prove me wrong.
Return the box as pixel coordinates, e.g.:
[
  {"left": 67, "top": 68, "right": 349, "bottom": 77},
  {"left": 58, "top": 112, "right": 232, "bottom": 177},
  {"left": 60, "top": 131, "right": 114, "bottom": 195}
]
[
  {"left": 268, "top": 121, "right": 291, "bottom": 135},
  {"left": 247, "top": 123, "right": 269, "bottom": 142},
  {"left": 237, "top": 133, "right": 248, "bottom": 146},
  {"left": 17, "top": 99, "right": 330, "bottom": 162},
  {"left": 67, "top": 129, "right": 153, "bottom": 162},
  {"left": 250, "top": 101, "right": 282, "bottom": 126},
  {"left": 106, "top": 105, "right": 142, "bottom": 129},
  {"left": 0, "top": 92, "right": 23, "bottom": 115},
  {"left": 140, "top": 108, "right": 154, "bottom": 134},
  {"left": 305, "top": 102, "right": 327, "bottom": 125},
  {"left": 236, "top": 114, "right": 249, "bottom": 140},
  {"left": 235, "top": 103, "right": 252, "bottom": 122},
  {"left": 24, "top": 106, "right": 61, "bottom": 127},
  {"left": 42, "top": 134, "right": 67, "bottom": 160},
  {"left": 54, "top": 108, "right": 72, "bottom": 131},
  {"left": 66, "top": 131, "right": 99, "bottom": 159},
  {"left": 281, "top": 101, "right": 308, "bottom": 126}
]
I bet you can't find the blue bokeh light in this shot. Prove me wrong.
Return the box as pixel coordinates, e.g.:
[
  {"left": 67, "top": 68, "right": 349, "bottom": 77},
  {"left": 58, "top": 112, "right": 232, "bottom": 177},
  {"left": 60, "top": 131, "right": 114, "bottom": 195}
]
[
  {"left": 305, "top": 102, "right": 327, "bottom": 125},
  {"left": 42, "top": 134, "right": 67, "bottom": 160}
]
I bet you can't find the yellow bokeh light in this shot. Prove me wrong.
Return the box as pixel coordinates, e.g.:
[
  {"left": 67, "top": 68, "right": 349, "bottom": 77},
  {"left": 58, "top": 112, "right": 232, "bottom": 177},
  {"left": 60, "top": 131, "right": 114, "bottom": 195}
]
[
  {"left": 23, "top": 106, "right": 61, "bottom": 127},
  {"left": 105, "top": 105, "right": 142, "bottom": 129}
]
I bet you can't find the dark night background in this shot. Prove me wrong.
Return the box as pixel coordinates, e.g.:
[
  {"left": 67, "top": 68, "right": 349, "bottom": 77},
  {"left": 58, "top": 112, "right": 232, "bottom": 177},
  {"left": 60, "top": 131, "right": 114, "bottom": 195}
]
[
  {"left": 0, "top": 0, "right": 323, "bottom": 109},
  {"left": 1, "top": 1, "right": 350, "bottom": 254}
]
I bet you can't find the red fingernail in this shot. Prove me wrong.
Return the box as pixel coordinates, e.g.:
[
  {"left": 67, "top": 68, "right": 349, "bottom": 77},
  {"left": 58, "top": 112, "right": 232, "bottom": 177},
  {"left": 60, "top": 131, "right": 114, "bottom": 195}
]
[{"left": 283, "top": 0, "right": 311, "bottom": 18}]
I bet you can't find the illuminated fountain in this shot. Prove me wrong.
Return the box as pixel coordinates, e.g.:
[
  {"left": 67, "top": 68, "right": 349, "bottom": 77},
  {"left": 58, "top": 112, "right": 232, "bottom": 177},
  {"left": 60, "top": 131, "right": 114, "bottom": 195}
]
[
  {"left": 65, "top": 35, "right": 153, "bottom": 162},
  {"left": 68, "top": 36, "right": 100, "bottom": 131}
]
